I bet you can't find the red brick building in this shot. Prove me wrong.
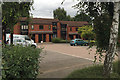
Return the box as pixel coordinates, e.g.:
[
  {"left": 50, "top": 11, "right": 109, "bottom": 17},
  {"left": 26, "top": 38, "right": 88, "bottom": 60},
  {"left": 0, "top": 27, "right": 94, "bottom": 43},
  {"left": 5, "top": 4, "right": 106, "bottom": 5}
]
[{"left": 13, "top": 17, "right": 89, "bottom": 43}]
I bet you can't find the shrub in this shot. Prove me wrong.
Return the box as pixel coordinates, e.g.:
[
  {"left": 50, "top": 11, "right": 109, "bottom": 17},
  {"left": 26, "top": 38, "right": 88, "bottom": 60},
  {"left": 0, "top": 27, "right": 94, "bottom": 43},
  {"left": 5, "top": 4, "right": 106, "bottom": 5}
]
[
  {"left": 52, "top": 38, "right": 70, "bottom": 43},
  {"left": 2, "top": 45, "right": 42, "bottom": 78},
  {"left": 60, "top": 40, "right": 70, "bottom": 43},
  {"left": 52, "top": 38, "right": 62, "bottom": 43}
]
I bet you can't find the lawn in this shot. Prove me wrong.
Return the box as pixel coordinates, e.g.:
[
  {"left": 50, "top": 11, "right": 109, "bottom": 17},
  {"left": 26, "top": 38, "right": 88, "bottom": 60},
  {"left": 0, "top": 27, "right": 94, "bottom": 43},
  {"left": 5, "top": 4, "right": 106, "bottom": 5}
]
[{"left": 64, "top": 61, "right": 120, "bottom": 79}]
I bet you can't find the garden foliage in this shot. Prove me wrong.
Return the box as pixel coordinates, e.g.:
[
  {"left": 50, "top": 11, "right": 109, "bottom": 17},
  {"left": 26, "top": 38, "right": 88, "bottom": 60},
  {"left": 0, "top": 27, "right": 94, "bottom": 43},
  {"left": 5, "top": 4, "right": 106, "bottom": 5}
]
[
  {"left": 2, "top": 45, "right": 42, "bottom": 78},
  {"left": 78, "top": 25, "right": 95, "bottom": 40},
  {"left": 52, "top": 38, "right": 70, "bottom": 43}
]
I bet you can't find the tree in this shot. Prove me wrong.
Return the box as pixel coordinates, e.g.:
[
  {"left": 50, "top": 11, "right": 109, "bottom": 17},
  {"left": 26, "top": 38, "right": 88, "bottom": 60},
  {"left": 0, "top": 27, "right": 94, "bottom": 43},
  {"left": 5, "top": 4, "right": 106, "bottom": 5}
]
[
  {"left": 94, "top": 13, "right": 111, "bottom": 50},
  {"left": 53, "top": 7, "right": 73, "bottom": 21},
  {"left": 2, "top": 2, "right": 33, "bottom": 44},
  {"left": 66, "top": 15, "right": 74, "bottom": 21},
  {"left": 78, "top": 25, "right": 95, "bottom": 40},
  {"left": 74, "top": 1, "right": 120, "bottom": 77},
  {"left": 74, "top": 12, "right": 92, "bottom": 23},
  {"left": 103, "top": 2, "right": 120, "bottom": 77},
  {"left": 53, "top": 7, "right": 67, "bottom": 20}
]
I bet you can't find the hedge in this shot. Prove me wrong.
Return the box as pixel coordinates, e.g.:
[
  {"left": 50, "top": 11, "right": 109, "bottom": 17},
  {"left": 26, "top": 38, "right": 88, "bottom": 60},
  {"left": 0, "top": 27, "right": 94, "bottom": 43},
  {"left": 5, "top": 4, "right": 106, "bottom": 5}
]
[
  {"left": 52, "top": 38, "right": 70, "bottom": 43},
  {"left": 2, "top": 45, "right": 42, "bottom": 78}
]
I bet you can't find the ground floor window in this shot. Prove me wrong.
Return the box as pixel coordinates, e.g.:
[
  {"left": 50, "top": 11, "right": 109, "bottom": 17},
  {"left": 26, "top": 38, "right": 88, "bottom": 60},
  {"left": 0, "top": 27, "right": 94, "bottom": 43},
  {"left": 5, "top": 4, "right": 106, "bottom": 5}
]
[
  {"left": 49, "top": 34, "right": 52, "bottom": 42},
  {"left": 53, "top": 34, "right": 57, "bottom": 38},
  {"left": 43, "top": 34, "right": 46, "bottom": 42},
  {"left": 69, "top": 35, "right": 73, "bottom": 40},
  {"left": 38, "top": 34, "right": 42, "bottom": 43}
]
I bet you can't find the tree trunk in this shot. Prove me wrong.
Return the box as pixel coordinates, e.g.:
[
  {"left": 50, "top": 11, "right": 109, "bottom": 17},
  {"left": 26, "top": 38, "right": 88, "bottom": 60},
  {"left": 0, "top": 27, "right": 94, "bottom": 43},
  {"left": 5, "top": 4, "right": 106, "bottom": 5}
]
[
  {"left": 3, "top": 26, "right": 6, "bottom": 44},
  {"left": 103, "top": 2, "right": 120, "bottom": 77},
  {"left": 10, "top": 32, "right": 13, "bottom": 45}
]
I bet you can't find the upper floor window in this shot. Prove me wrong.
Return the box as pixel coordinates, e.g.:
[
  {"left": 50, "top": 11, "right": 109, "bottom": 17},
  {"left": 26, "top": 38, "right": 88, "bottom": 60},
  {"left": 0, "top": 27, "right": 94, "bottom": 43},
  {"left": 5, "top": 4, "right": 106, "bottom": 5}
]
[
  {"left": 39, "top": 25, "right": 43, "bottom": 29},
  {"left": 21, "top": 25, "right": 28, "bottom": 30},
  {"left": 31, "top": 25, "right": 34, "bottom": 30},
  {"left": 53, "top": 26, "right": 57, "bottom": 30},
  {"left": 76, "top": 28, "right": 78, "bottom": 31},
  {"left": 52, "top": 22, "right": 57, "bottom": 26},
  {"left": 70, "top": 27, "right": 72, "bottom": 31}
]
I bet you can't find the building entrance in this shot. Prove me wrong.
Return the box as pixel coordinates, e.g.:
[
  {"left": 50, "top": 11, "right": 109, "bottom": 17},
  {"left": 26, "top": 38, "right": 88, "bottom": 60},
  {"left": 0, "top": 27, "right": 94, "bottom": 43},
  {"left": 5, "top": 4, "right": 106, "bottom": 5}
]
[
  {"left": 49, "top": 34, "right": 51, "bottom": 42},
  {"left": 43, "top": 34, "right": 46, "bottom": 42},
  {"left": 38, "top": 34, "right": 42, "bottom": 43}
]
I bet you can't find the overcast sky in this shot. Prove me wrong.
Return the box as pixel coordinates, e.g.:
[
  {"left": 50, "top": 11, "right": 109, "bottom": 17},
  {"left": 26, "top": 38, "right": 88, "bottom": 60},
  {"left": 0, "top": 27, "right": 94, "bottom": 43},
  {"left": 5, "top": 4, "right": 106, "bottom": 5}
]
[{"left": 30, "top": 0, "right": 79, "bottom": 18}]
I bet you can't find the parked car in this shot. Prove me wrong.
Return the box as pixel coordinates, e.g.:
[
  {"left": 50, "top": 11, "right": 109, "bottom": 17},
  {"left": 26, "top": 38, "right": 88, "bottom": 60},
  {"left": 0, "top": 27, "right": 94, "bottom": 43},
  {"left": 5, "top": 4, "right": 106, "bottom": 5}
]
[
  {"left": 13, "top": 38, "right": 37, "bottom": 48},
  {"left": 70, "top": 39, "right": 88, "bottom": 46}
]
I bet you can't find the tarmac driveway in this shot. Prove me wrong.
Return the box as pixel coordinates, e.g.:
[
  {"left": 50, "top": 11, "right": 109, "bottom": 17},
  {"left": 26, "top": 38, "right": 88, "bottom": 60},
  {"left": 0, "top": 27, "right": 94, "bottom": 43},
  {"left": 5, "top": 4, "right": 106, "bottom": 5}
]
[
  {"left": 37, "top": 43, "right": 97, "bottom": 78},
  {"left": 38, "top": 43, "right": 97, "bottom": 61},
  {"left": 38, "top": 50, "right": 93, "bottom": 78},
  {"left": 37, "top": 43, "right": 118, "bottom": 78}
]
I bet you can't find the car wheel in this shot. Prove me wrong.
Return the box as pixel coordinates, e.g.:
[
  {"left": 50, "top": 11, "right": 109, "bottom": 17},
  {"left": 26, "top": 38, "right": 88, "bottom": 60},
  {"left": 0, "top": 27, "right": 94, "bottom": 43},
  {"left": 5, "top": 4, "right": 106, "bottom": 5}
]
[
  {"left": 85, "top": 43, "right": 88, "bottom": 46},
  {"left": 70, "top": 44, "right": 73, "bottom": 46},
  {"left": 75, "top": 43, "right": 77, "bottom": 46}
]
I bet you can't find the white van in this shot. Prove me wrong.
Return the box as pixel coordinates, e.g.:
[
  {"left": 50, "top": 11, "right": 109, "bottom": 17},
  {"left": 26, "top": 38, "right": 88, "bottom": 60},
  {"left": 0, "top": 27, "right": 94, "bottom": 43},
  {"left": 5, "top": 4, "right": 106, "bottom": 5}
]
[{"left": 6, "top": 34, "right": 37, "bottom": 47}]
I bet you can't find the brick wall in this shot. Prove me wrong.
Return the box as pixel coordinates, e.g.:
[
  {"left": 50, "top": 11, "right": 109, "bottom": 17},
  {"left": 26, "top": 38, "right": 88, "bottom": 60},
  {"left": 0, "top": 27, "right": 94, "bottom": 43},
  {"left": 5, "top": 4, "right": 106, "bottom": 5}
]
[
  {"left": 13, "top": 22, "right": 21, "bottom": 34},
  {"left": 29, "top": 24, "right": 53, "bottom": 32},
  {"left": 67, "top": 26, "right": 70, "bottom": 40},
  {"left": 57, "top": 22, "right": 61, "bottom": 38},
  {"left": 46, "top": 34, "right": 49, "bottom": 42},
  {"left": 35, "top": 34, "right": 38, "bottom": 43}
]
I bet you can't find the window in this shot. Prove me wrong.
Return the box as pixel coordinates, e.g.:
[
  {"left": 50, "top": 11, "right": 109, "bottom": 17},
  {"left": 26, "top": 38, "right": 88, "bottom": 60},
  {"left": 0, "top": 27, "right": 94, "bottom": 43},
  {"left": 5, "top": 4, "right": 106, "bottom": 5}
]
[
  {"left": 49, "top": 26, "right": 51, "bottom": 30},
  {"left": 53, "top": 26, "right": 57, "bottom": 30},
  {"left": 24, "top": 25, "right": 26, "bottom": 29},
  {"left": 52, "top": 22, "right": 57, "bottom": 26},
  {"left": 21, "top": 25, "right": 24, "bottom": 29},
  {"left": 76, "top": 28, "right": 78, "bottom": 31},
  {"left": 39, "top": 25, "right": 43, "bottom": 29},
  {"left": 26, "top": 25, "right": 28, "bottom": 29},
  {"left": 78, "top": 39, "right": 82, "bottom": 41},
  {"left": 31, "top": 25, "right": 34, "bottom": 30},
  {"left": 17, "top": 39, "right": 22, "bottom": 42},
  {"left": 21, "top": 25, "right": 28, "bottom": 29},
  {"left": 53, "top": 34, "right": 57, "bottom": 38},
  {"left": 70, "top": 27, "right": 72, "bottom": 31}
]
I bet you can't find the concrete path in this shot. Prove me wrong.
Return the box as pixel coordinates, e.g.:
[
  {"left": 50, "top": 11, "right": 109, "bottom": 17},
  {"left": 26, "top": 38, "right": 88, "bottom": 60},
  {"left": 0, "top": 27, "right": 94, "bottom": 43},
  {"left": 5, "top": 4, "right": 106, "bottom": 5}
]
[{"left": 37, "top": 50, "right": 94, "bottom": 78}]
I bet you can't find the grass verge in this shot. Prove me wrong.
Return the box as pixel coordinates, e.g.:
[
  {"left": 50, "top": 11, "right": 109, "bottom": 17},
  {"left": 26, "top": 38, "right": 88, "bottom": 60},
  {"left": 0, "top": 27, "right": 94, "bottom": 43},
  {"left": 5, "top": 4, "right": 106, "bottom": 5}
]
[{"left": 64, "top": 61, "right": 120, "bottom": 79}]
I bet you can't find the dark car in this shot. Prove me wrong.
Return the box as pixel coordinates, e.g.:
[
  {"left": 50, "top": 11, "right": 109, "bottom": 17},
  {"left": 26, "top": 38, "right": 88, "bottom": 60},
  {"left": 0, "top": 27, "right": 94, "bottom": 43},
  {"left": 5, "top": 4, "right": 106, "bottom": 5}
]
[{"left": 70, "top": 39, "right": 88, "bottom": 46}]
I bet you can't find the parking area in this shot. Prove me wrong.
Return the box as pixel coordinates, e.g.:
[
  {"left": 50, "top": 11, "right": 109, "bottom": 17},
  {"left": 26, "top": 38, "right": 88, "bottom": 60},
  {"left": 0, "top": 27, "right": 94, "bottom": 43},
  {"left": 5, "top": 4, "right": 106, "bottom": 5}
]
[
  {"left": 37, "top": 46, "right": 94, "bottom": 78},
  {"left": 38, "top": 43, "right": 97, "bottom": 61},
  {"left": 37, "top": 43, "right": 97, "bottom": 78},
  {"left": 37, "top": 43, "right": 118, "bottom": 78}
]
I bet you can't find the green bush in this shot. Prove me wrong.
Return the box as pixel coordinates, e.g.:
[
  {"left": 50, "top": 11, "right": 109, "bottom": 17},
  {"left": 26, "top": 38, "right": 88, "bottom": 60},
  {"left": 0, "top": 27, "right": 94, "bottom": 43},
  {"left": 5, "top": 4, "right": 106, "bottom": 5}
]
[
  {"left": 51, "top": 38, "right": 62, "bottom": 43},
  {"left": 2, "top": 45, "right": 42, "bottom": 78},
  {"left": 60, "top": 40, "right": 70, "bottom": 43},
  {"left": 52, "top": 38, "right": 70, "bottom": 43}
]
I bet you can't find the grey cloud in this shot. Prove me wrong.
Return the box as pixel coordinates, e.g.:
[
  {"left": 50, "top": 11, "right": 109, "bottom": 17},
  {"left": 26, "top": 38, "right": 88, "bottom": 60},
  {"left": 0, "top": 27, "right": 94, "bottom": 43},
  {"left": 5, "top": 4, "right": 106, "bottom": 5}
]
[{"left": 31, "top": 0, "right": 79, "bottom": 18}]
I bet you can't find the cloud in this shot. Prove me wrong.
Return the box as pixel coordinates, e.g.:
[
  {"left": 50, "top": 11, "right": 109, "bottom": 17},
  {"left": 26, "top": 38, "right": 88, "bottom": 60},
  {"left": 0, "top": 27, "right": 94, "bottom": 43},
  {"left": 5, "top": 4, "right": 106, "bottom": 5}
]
[{"left": 30, "top": 0, "right": 79, "bottom": 18}]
